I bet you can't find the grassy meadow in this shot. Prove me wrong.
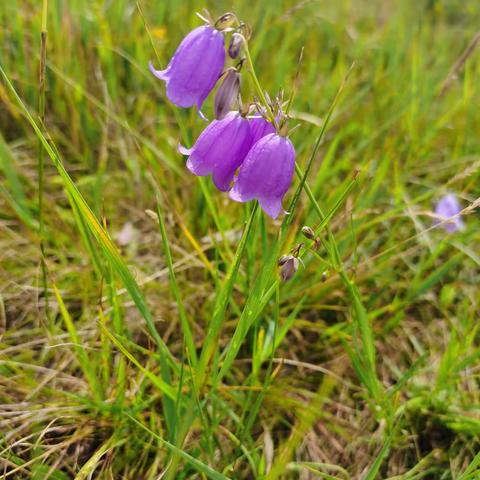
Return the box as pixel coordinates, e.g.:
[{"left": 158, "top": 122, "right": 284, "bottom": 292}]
[{"left": 1, "top": 0, "right": 480, "bottom": 478}]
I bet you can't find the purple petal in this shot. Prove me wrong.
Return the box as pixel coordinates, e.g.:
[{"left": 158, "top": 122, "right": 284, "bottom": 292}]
[
  {"left": 230, "top": 133, "right": 296, "bottom": 218},
  {"left": 249, "top": 116, "right": 276, "bottom": 145},
  {"left": 151, "top": 26, "right": 225, "bottom": 109},
  {"left": 178, "top": 144, "right": 193, "bottom": 155},
  {"left": 149, "top": 61, "right": 169, "bottom": 81},
  {"left": 184, "top": 112, "right": 252, "bottom": 191},
  {"left": 258, "top": 196, "right": 284, "bottom": 219},
  {"left": 434, "top": 194, "right": 464, "bottom": 233}
]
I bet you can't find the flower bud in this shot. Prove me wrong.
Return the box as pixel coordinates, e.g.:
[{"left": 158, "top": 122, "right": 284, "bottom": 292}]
[
  {"left": 214, "top": 69, "right": 241, "bottom": 120},
  {"left": 278, "top": 254, "right": 292, "bottom": 266},
  {"left": 280, "top": 256, "right": 299, "bottom": 282},
  {"left": 228, "top": 33, "right": 243, "bottom": 59},
  {"left": 301, "top": 226, "right": 315, "bottom": 240},
  {"left": 215, "top": 12, "right": 237, "bottom": 30}
]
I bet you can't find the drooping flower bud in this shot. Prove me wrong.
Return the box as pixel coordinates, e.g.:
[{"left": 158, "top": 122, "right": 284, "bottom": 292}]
[
  {"left": 280, "top": 256, "right": 299, "bottom": 282},
  {"left": 277, "top": 255, "right": 291, "bottom": 266},
  {"left": 434, "top": 194, "right": 464, "bottom": 233},
  {"left": 214, "top": 69, "right": 241, "bottom": 120},
  {"left": 301, "top": 226, "right": 315, "bottom": 240},
  {"left": 228, "top": 33, "right": 243, "bottom": 59},
  {"left": 230, "top": 133, "right": 296, "bottom": 218},
  {"left": 179, "top": 112, "right": 252, "bottom": 192},
  {"left": 149, "top": 26, "right": 225, "bottom": 111}
]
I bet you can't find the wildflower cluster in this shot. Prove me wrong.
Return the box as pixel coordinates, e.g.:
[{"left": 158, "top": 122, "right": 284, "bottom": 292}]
[{"left": 150, "top": 11, "right": 296, "bottom": 219}]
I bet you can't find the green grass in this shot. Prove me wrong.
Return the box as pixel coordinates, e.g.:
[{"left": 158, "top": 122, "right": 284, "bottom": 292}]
[{"left": 1, "top": 0, "right": 480, "bottom": 478}]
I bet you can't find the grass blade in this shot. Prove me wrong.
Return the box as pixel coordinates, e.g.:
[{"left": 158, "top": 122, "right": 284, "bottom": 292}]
[
  {"left": 128, "top": 415, "right": 231, "bottom": 480},
  {"left": 156, "top": 196, "right": 197, "bottom": 367}
]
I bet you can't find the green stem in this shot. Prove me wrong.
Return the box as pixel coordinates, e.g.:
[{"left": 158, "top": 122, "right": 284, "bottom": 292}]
[
  {"left": 240, "top": 35, "right": 278, "bottom": 129},
  {"left": 38, "top": 0, "right": 49, "bottom": 321}
]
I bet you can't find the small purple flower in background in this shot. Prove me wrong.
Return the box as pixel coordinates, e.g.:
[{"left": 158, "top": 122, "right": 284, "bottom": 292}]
[
  {"left": 249, "top": 116, "right": 276, "bottom": 145},
  {"left": 149, "top": 25, "right": 225, "bottom": 110},
  {"left": 230, "top": 133, "right": 296, "bottom": 219},
  {"left": 180, "top": 111, "right": 252, "bottom": 191},
  {"left": 434, "top": 194, "right": 464, "bottom": 233}
]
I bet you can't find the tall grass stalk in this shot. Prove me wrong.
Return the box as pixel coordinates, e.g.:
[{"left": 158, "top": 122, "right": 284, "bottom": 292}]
[{"left": 38, "top": 0, "right": 49, "bottom": 322}]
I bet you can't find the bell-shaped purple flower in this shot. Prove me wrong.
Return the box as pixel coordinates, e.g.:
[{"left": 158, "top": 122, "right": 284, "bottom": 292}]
[
  {"left": 180, "top": 111, "right": 252, "bottom": 191},
  {"left": 149, "top": 26, "right": 225, "bottom": 110},
  {"left": 249, "top": 116, "right": 276, "bottom": 145},
  {"left": 230, "top": 133, "right": 296, "bottom": 219},
  {"left": 434, "top": 194, "right": 464, "bottom": 233}
]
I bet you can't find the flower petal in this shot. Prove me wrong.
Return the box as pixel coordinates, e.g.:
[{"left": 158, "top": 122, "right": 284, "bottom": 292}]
[
  {"left": 154, "top": 26, "right": 225, "bottom": 109},
  {"left": 258, "top": 196, "right": 283, "bottom": 219},
  {"left": 230, "top": 133, "right": 295, "bottom": 218},
  {"left": 148, "top": 61, "right": 170, "bottom": 81},
  {"left": 249, "top": 116, "right": 276, "bottom": 145},
  {"left": 183, "top": 112, "right": 252, "bottom": 190},
  {"left": 178, "top": 144, "right": 193, "bottom": 156}
]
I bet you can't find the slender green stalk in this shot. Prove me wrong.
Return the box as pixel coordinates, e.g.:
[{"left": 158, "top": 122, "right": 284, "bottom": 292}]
[
  {"left": 156, "top": 196, "right": 197, "bottom": 367},
  {"left": 240, "top": 35, "right": 278, "bottom": 128},
  {"left": 196, "top": 202, "right": 259, "bottom": 389},
  {"left": 38, "top": 0, "right": 49, "bottom": 321}
]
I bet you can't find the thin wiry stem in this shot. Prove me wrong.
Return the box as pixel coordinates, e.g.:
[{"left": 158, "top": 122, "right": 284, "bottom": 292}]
[
  {"left": 239, "top": 34, "right": 279, "bottom": 130},
  {"left": 38, "top": 0, "right": 49, "bottom": 322}
]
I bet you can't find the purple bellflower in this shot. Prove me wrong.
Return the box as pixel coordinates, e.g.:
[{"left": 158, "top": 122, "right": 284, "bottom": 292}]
[
  {"left": 180, "top": 111, "right": 252, "bottom": 191},
  {"left": 149, "top": 25, "right": 225, "bottom": 111},
  {"left": 230, "top": 133, "right": 296, "bottom": 219},
  {"left": 434, "top": 194, "right": 464, "bottom": 233}
]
